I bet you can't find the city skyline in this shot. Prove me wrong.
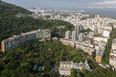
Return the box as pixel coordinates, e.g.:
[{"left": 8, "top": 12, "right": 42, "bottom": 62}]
[{"left": 2, "top": 0, "right": 116, "bottom": 9}]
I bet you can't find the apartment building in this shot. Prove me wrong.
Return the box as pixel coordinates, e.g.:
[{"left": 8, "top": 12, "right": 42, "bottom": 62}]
[
  {"left": 1, "top": 29, "right": 51, "bottom": 52},
  {"left": 109, "top": 38, "right": 116, "bottom": 70},
  {"left": 65, "top": 30, "right": 71, "bottom": 40},
  {"left": 72, "top": 30, "right": 77, "bottom": 41},
  {"left": 96, "top": 41, "right": 107, "bottom": 63},
  {"left": 78, "top": 33, "right": 84, "bottom": 42},
  {"left": 76, "top": 43, "right": 94, "bottom": 55}
]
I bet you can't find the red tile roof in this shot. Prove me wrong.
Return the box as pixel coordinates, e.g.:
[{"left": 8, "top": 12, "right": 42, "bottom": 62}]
[{"left": 63, "top": 68, "right": 71, "bottom": 71}]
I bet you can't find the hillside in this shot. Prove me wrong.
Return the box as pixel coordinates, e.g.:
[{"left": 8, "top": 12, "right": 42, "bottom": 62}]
[
  {"left": 0, "top": 1, "right": 74, "bottom": 48},
  {"left": 0, "top": 40, "right": 116, "bottom": 77},
  {"left": 0, "top": 0, "right": 32, "bottom": 14},
  {"left": 0, "top": 1, "right": 116, "bottom": 77},
  {"left": 0, "top": 40, "right": 88, "bottom": 77}
]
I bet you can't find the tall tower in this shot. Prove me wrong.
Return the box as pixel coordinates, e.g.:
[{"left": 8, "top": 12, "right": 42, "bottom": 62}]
[
  {"left": 72, "top": 30, "right": 77, "bottom": 41},
  {"left": 65, "top": 30, "right": 71, "bottom": 40},
  {"left": 75, "top": 25, "right": 80, "bottom": 37},
  {"left": 78, "top": 33, "right": 84, "bottom": 42},
  {"left": 91, "top": 14, "right": 96, "bottom": 18}
]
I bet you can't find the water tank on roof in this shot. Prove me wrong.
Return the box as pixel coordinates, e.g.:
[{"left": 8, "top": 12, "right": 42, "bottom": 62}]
[{"left": 38, "top": 29, "right": 43, "bottom": 31}]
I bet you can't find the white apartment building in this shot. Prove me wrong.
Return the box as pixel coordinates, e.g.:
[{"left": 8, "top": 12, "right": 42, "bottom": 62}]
[
  {"left": 102, "top": 30, "right": 110, "bottom": 38},
  {"left": 72, "top": 30, "right": 77, "bottom": 41},
  {"left": 65, "top": 30, "right": 71, "bottom": 40},
  {"left": 109, "top": 38, "right": 116, "bottom": 70},
  {"left": 1, "top": 29, "right": 51, "bottom": 52}
]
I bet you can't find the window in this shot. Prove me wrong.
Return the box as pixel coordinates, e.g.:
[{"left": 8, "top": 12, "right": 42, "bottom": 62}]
[{"left": 7, "top": 42, "right": 9, "bottom": 45}]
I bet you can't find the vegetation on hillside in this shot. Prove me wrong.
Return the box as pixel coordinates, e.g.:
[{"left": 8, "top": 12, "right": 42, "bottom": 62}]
[
  {"left": 0, "top": 1, "right": 74, "bottom": 48},
  {"left": 0, "top": 40, "right": 87, "bottom": 77},
  {"left": 0, "top": 0, "right": 32, "bottom": 14},
  {"left": 0, "top": 1, "right": 116, "bottom": 77},
  {"left": 0, "top": 40, "right": 115, "bottom": 77},
  {"left": 82, "top": 28, "right": 93, "bottom": 33}
]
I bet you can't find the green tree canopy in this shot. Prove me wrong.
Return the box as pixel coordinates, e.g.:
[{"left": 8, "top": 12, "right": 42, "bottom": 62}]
[{"left": 70, "top": 68, "right": 76, "bottom": 77}]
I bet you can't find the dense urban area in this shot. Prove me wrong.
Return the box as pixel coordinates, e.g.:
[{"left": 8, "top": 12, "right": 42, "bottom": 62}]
[{"left": 0, "top": 0, "right": 116, "bottom": 77}]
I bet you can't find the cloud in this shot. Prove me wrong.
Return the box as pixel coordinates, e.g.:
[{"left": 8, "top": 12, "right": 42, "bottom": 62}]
[
  {"left": 95, "top": 1, "right": 116, "bottom": 4},
  {"left": 81, "top": 6, "right": 116, "bottom": 9}
]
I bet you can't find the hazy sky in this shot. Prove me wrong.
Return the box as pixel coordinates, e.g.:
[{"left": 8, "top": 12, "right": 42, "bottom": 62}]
[{"left": 2, "top": 0, "right": 116, "bottom": 9}]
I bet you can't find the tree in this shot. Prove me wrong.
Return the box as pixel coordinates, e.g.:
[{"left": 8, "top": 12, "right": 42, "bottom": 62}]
[
  {"left": 1, "top": 69, "right": 10, "bottom": 77},
  {"left": 20, "top": 62, "right": 32, "bottom": 69},
  {"left": 81, "top": 67, "right": 87, "bottom": 74},
  {"left": 78, "top": 49, "right": 83, "bottom": 52},
  {"left": 43, "top": 72, "right": 50, "bottom": 77},
  {"left": 92, "top": 51, "right": 96, "bottom": 59},
  {"left": 70, "top": 68, "right": 76, "bottom": 77},
  {"left": 60, "top": 75, "right": 66, "bottom": 77},
  {"left": 77, "top": 72, "right": 81, "bottom": 77},
  {"left": 50, "top": 71, "right": 57, "bottom": 77}
]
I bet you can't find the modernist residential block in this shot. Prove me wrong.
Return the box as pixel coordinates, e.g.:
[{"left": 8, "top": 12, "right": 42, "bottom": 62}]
[{"left": 1, "top": 29, "right": 51, "bottom": 52}]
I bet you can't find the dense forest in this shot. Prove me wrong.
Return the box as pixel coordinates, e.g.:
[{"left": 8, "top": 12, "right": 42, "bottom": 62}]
[
  {"left": 0, "top": 1, "right": 116, "bottom": 77},
  {"left": 0, "top": 40, "right": 116, "bottom": 77},
  {"left": 0, "top": 40, "right": 87, "bottom": 77}
]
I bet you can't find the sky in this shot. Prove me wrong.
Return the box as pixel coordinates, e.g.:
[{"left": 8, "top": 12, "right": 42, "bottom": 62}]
[{"left": 2, "top": 0, "right": 116, "bottom": 9}]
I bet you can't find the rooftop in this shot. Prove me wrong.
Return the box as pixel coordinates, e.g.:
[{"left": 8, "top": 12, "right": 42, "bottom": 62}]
[
  {"left": 2, "top": 29, "right": 50, "bottom": 43},
  {"left": 96, "top": 47, "right": 105, "bottom": 56},
  {"left": 60, "top": 61, "right": 72, "bottom": 65}
]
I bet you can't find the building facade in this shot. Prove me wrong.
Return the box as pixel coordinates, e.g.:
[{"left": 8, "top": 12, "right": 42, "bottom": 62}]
[
  {"left": 65, "top": 30, "right": 71, "bottom": 40},
  {"left": 1, "top": 29, "right": 51, "bottom": 52},
  {"left": 78, "top": 33, "right": 84, "bottom": 42},
  {"left": 72, "top": 30, "right": 77, "bottom": 41},
  {"left": 102, "top": 30, "right": 110, "bottom": 38},
  {"left": 76, "top": 43, "right": 94, "bottom": 55},
  {"left": 59, "top": 60, "right": 91, "bottom": 76},
  {"left": 60, "top": 38, "right": 75, "bottom": 47},
  {"left": 75, "top": 25, "right": 80, "bottom": 36},
  {"left": 109, "top": 38, "right": 116, "bottom": 70},
  {"left": 96, "top": 41, "right": 107, "bottom": 63}
]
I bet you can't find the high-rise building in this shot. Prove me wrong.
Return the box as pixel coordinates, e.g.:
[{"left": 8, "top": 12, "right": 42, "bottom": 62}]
[
  {"left": 78, "top": 33, "right": 84, "bottom": 42},
  {"left": 72, "top": 30, "right": 77, "bottom": 41},
  {"left": 75, "top": 25, "right": 80, "bottom": 37},
  {"left": 65, "top": 30, "right": 71, "bottom": 40},
  {"left": 91, "top": 14, "right": 96, "bottom": 18},
  {"left": 94, "top": 28, "right": 98, "bottom": 33}
]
